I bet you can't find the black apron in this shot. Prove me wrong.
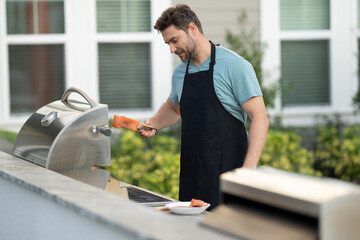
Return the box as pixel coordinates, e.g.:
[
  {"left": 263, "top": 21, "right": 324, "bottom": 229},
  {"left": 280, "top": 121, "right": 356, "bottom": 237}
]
[{"left": 179, "top": 41, "right": 248, "bottom": 210}]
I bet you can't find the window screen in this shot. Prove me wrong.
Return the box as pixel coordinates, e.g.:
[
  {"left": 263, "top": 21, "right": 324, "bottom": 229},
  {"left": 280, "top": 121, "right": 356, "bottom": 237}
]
[
  {"left": 98, "top": 43, "right": 151, "bottom": 109},
  {"left": 9, "top": 44, "right": 65, "bottom": 113},
  {"left": 280, "top": 0, "right": 330, "bottom": 30},
  {"left": 97, "top": 0, "right": 151, "bottom": 32},
  {"left": 6, "top": 0, "right": 65, "bottom": 34},
  {"left": 281, "top": 40, "right": 330, "bottom": 106}
]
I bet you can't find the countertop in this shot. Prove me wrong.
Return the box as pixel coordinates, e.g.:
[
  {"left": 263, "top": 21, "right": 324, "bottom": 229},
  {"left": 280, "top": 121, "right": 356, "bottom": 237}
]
[{"left": 0, "top": 151, "right": 237, "bottom": 240}]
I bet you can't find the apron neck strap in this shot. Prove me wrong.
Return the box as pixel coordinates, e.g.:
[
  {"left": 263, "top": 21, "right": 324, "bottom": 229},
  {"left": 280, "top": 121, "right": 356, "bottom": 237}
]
[
  {"left": 185, "top": 40, "right": 216, "bottom": 73},
  {"left": 209, "top": 41, "right": 216, "bottom": 76},
  {"left": 209, "top": 41, "right": 216, "bottom": 65}
]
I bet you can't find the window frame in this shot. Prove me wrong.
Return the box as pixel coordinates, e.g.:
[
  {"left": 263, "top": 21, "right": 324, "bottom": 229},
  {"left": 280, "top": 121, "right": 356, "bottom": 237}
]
[{"left": 260, "top": 0, "right": 359, "bottom": 125}]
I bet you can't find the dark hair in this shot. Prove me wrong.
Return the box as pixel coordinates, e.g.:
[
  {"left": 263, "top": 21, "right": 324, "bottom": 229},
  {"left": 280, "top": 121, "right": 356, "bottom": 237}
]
[{"left": 154, "top": 4, "right": 203, "bottom": 34}]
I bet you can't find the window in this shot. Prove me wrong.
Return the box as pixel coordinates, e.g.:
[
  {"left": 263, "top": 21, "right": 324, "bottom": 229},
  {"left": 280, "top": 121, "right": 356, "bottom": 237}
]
[
  {"left": 96, "top": 0, "right": 152, "bottom": 110},
  {"left": 5, "top": 0, "right": 65, "bottom": 114},
  {"left": 281, "top": 40, "right": 329, "bottom": 105},
  {"left": 280, "top": 0, "right": 330, "bottom": 30},
  {"left": 9, "top": 44, "right": 65, "bottom": 113},
  {"left": 98, "top": 43, "right": 151, "bottom": 109},
  {"left": 97, "top": 0, "right": 151, "bottom": 32},
  {"left": 6, "top": 0, "right": 64, "bottom": 34},
  {"left": 279, "top": 0, "right": 331, "bottom": 107}
]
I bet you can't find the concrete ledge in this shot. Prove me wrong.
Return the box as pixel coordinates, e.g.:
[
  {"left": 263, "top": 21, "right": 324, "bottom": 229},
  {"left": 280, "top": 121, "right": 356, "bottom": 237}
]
[{"left": 0, "top": 151, "right": 235, "bottom": 240}]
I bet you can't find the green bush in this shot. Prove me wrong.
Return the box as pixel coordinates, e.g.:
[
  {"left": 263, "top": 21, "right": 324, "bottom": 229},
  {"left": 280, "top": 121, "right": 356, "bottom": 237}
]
[
  {"left": 315, "top": 125, "right": 360, "bottom": 183},
  {"left": 0, "top": 130, "right": 17, "bottom": 143},
  {"left": 108, "top": 129, "right": 180, "bottom": 199},
  {"left": 108, "top": 128, "right": 324, "bottom": 200},
  {"left": 260, "top": 130, "right": 321, "bottom": 176}
]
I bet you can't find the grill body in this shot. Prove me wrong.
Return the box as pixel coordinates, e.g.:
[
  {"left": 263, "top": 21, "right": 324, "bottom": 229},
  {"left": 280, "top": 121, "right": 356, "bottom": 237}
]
[{"left": 13, "top": 87, "right": 111, "bottom": 188}]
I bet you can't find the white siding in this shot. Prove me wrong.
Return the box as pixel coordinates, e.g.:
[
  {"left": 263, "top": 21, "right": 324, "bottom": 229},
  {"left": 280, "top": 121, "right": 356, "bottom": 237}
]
[{"left": 171, "top": 0, "right": 260, "bottom": 65}]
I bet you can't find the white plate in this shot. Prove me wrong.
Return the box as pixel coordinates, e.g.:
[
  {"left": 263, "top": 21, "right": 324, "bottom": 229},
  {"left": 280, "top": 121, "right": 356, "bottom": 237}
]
[{"left": 165, "top": 201, "right": 210, "bottom": 215}]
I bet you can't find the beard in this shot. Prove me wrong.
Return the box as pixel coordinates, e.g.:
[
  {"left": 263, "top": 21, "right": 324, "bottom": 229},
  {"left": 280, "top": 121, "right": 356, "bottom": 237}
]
[{"left": 176, "top": 34, "right": 196, "bottom": 62}]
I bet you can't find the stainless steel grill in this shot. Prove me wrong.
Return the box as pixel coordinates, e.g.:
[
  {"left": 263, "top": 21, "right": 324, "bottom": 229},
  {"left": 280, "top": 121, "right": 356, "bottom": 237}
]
[
  {"left": 13, "top": 87, "right": 112, "bottom": 189},
  {"left": 200, "top": 167, "right": 360, "bottom": 240}
]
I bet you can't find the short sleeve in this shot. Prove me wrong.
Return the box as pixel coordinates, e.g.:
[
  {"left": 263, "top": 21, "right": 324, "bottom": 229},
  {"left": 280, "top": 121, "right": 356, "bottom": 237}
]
[
  {"left": 169, "top": 87, "right": 179, "bottom": 105},
  {"left": 169, "top": 63, "right": 186, "bottom": 105},
  {"left": 230, "top": 58, "right": 262, "bottom": 105}
]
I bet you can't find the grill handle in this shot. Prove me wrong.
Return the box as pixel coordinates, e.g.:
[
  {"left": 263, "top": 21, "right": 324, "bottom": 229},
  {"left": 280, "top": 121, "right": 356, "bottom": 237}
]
[
  {"left": 41, "top": 110, "right": 58, "bottom": 127},
  {"left": 61, "top": 86, "right": 98, "bottom": 108}
]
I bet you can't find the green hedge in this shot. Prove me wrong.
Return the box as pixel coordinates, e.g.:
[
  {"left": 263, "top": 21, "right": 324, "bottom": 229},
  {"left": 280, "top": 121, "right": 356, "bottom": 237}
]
[
  {"left": 260, "top": 130, "right": 321, "bottom": 176},
  {"left": 108, "top": 129, "right": 180, "bottom": 199},
  {"left": 2, "top": 122, "right": 359, "bottom": 198},
  {"left": 315, "top": 125, "right": 360, "bottom": 183},
  {"left": 108, "top": 128, "right": 323, "bottom": 199},
  {"left": 0, "top": 130, "right": 17, "bottom": 143},
  {"left": 108, "top": 125, "right": 360, "bottom": 198}
]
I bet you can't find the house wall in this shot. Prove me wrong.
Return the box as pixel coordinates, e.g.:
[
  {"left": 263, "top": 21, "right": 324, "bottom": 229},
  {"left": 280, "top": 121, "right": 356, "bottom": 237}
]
[
  {"left": 1, "top": 0, "right": 358, "bottom": 130},
  {"left": 171, "top": 0, "right": 260, "bottom": 66},
  {"left": 171, "top": 0, "right": 360, "bottom": 127},
  {"left": 261, "top": 0, "right": 360, "bottom": 126},
  {"left": 0, "top": 0, "right": 262, "bottom": 131}
]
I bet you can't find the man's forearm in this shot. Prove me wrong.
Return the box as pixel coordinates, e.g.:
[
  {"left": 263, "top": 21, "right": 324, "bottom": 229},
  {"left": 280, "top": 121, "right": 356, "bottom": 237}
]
[
  {"left": 242, "top": 116, "right": 269, "bottom": 168},
  {"left": 150, "top": 98, "right": 180, "bottom": 130}
]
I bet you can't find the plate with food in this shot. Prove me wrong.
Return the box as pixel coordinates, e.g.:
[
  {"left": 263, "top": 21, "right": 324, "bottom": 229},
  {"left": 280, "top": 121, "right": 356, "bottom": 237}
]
[{"left": 165, "top": 199, "right": 210, "bottom": 215}]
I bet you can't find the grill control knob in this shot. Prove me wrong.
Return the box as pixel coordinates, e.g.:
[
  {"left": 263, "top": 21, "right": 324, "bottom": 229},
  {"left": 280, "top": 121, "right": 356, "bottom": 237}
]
[
  {"left": 99, "top": 126, "right": 112, "bottom": 136},
  {"left": 92, "top": 125, "right": 112, "bottom": 137}
]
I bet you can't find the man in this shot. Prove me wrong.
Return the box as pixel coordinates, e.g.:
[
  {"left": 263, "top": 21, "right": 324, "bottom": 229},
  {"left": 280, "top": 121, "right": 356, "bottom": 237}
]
[{"left": 138, "top": 4, "right": 269, "bottom": 210}]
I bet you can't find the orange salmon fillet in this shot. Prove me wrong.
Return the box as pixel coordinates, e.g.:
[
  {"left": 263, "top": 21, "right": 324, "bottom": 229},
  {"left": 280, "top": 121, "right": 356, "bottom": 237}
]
[
  {"left": 191, "top": 199, "right": 208, "bottom": 207},
  {"left": 112, "top": 115, "right": 140, "bottom": 131}
]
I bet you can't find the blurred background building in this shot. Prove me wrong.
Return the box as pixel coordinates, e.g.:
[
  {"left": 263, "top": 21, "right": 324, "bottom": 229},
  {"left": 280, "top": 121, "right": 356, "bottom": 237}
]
[{"left": 0, "top": 0, "right": 359, "bottom": 131}]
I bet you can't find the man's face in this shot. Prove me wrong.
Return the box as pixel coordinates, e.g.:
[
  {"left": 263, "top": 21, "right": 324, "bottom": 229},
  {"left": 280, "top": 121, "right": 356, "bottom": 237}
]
[{"left": 162, "top": 25, "right": 196, "bottom": 62}]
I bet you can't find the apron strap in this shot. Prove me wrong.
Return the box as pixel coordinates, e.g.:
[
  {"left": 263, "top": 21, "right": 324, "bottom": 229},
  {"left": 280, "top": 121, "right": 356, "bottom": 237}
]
[
  {"left": 185, "top": 41, "right": 216, "bottom": 76},
  {"left": 209, "top": 41, "right": 216, "bottom": 77},
  {"left": 209, "top": 41, "right": 216, "bottom": 65}
]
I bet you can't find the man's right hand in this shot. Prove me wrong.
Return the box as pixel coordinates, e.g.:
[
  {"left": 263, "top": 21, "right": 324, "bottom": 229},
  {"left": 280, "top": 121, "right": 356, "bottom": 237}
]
[
  {"left": 137, "top": 97, "right": 181, "bottom": 139},
  {"left": 137, "top": 119, "right": 157, "bottom": 139}
]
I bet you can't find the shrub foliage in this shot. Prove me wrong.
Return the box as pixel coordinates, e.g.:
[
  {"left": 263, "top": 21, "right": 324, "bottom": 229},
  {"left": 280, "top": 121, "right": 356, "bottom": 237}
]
[
  {"left": 108, "top": 129, "right": 180, "bottom": 199},
  {"left": 315, "top": 125, "right": 360, "bottom": 183},
  {"left": 260, "top": 130, "right": 321, "bottom": 176},
  {"left": 108, "top": 128, "right": 326, "bottom": 199}
]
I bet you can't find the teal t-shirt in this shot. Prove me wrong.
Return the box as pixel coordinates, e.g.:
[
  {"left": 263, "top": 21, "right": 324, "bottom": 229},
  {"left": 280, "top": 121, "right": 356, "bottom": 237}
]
[{"left": 170, "top": 45, "right": 262, "bottom": 124}]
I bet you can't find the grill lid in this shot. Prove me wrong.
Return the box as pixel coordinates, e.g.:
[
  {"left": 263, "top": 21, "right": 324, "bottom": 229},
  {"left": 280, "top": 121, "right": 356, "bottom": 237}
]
[{"left": 13, "top": 87, "right": 111, "bottom": 188}]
